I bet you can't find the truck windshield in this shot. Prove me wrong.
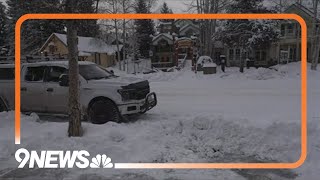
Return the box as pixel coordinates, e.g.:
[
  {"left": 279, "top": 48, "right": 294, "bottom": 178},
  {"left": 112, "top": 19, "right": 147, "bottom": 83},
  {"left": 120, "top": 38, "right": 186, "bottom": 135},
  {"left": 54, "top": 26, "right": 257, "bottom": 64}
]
[{"left": 79, "top": 64, "right": 114, "bottom": 80}]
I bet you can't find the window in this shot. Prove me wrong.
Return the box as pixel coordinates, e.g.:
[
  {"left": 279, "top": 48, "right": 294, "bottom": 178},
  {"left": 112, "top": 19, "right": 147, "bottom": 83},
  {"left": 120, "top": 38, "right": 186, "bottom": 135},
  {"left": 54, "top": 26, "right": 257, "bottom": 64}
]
[
  {"left": 255, "top": 51, "right": 267, "bottom": 62},
  {"left": 79, "top": 64, "right": 113, "bottom": 81},
  {"left": 235, "top": 49, "right": 241, "bottom": 60},
  {"left": 49, "top": 45, "right": 56, "bottom": 54},
  {"left": 261, "top": 51, "right": 266, "bottom": 62},
  {"left": 229, "top": 49, "right": 234, "bottom": 61},
  {"left": 281, "top": 24, "right": 286, "bottom": 36},
  {"left": 287, "top": 24, "right": 294, "bottom": 35},
  {"left": 45, "top": 66, "right": 67, "bottom": 83},
  {"left": 0, "top": 68, "right": 14, "bottom": 80},
  {"left": 25, "top": 66, "right": 46, "bottom": 82}
]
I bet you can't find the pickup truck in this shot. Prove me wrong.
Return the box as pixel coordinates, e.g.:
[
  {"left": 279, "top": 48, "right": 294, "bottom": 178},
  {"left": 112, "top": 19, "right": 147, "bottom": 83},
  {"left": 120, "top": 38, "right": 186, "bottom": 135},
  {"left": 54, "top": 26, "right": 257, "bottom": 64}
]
[{"left": 0, "top": 61, "right": 157, "bottom": 124}]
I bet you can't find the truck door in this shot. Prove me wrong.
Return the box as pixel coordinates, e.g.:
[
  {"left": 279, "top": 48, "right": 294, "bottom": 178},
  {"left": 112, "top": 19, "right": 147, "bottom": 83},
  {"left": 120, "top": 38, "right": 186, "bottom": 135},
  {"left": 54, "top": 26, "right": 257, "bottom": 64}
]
[
  {"left": 21, "top": 66, "right": 48, "bottom": 113},
  {"left": 44, "top": 66, "right": 68, "bottom": 114}
]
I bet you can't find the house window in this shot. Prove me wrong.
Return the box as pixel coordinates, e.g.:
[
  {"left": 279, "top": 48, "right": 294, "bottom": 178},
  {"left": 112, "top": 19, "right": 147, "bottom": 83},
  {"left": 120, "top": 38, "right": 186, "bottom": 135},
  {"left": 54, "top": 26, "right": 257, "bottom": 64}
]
[
  {"left": 49, "top": 45, "right": 56, "bottom": 54},
  {"left": 235, "top": 49, "right": 241, "bottom": 60},
  {"left": 281, "top": 24, "right": 286, "bottom": 36},
  {"left": 159, "top": 40, "right": 170, "bottom": 52},
  {"left": 229, "top": 49, "right": 234, "bottom": 61},
  {"left": 255, "top": 51, "right": 267, "bottom": 62},
  {"left": 154, "top": 55, "right": 160, "bottom": 63},
  {"left": 287, "top": 24, "right": 294, "bottom": 35},
  {"left": 289, "top": 48, "right": 296, "bottom": 61}
]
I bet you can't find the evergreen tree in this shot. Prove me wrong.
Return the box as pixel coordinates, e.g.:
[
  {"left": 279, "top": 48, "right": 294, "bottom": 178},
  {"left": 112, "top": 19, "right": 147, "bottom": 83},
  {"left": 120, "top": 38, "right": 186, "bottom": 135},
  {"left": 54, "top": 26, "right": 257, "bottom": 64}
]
[
  {"left": 6, "top": 0, "right": 65, "bottom": 55},
  {"left": 0, "top": 2, "right": 7, "bottom": 47},
  {"left": 160, "top": 2, "right": 173, "bottom": 23},
  {"left": 74, "top": 0, "right": 100, "bottom": 37},
  {"left": 217, "top": 0, "right": 278, "bottom": 50},
  {"left": 134, "top": 0, "right": 155, "bottom": 58},
  {"left": 160, "top": 2, "right": 172, "bottom": 14},
  {"left": 6, "top": 0, "right": 25, "bottom": 54}
]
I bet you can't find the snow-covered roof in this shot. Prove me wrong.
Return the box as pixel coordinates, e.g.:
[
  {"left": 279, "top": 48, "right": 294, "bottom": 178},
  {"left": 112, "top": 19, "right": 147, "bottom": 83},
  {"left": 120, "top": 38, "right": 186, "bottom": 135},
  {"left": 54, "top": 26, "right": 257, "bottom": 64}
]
[
  {"left": 152, "top": 33, "right": 174, "bottom": 45},
  {"left": 40, "top": 33, "right": 119, "bottom": 55},
  {"left": 285, "top": 3, "right": 320, "bottom": 22},
  {"left": 179, "top": 23, "right": 200, "bottom": 34},
  {"left": 176, "top": 37, "right": 191, "bottom": 41}
]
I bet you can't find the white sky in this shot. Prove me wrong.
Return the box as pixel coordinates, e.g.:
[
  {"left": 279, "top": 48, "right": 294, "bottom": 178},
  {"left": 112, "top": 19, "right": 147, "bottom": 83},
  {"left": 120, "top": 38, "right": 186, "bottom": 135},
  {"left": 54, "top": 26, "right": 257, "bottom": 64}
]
[
  {"left": 0, "top": 0, "right": 190, "bottom": 13},
  {"left": 156, "top": 0, "right": 191, "bottom": 13}
]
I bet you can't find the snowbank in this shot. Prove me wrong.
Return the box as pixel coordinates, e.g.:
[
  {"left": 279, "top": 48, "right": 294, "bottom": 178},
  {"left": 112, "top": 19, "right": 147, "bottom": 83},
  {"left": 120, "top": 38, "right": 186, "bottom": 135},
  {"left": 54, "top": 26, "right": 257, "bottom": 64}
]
[{"left": 1, "top": 62, "right": 320, "bottom": 179}]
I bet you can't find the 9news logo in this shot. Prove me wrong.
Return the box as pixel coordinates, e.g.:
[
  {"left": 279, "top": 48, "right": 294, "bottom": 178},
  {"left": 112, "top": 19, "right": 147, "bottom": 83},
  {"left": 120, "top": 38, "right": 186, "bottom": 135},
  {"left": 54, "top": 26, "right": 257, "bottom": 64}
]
[{"left": 15, "top": 148, "right": 113, "bottom": 169}]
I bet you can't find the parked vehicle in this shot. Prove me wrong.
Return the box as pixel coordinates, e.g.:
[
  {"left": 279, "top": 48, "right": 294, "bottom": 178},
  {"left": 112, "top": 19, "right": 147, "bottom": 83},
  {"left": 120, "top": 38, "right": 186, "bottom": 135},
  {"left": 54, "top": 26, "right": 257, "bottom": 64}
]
[
  {"left": 0, "top": 61, "right": 157, "bottom": 124},
  {"left": 196, "top": 56, "right": 216, "bottom": 71}
]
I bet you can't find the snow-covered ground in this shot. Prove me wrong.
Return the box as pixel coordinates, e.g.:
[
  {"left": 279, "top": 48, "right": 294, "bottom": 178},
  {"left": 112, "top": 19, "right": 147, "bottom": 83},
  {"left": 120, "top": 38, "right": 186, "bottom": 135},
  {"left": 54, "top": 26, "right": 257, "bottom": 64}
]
[{"left": 0, "top": 62, "right": 319, "bottom": 180}]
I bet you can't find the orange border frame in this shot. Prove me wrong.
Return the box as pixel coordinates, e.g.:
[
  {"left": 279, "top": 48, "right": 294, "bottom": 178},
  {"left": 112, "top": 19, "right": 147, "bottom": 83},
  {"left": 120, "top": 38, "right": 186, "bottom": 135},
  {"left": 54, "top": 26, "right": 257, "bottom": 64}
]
[{"left": 15, "top": 14, "right": 307, "bottom": 169}]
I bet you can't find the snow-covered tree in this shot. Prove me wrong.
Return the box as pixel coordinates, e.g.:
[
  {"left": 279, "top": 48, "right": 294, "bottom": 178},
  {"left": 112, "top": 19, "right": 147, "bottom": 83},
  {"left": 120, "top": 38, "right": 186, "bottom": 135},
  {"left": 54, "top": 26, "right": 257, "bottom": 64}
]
[
  {"left": 216, "top": 0, "right": 279, "bottom": 71},
  {"left": 0, "top": 2, "right": 7, "bottom": 47},
  {"left": 134, "top": 0, "right": 155, "bottom": 58}
]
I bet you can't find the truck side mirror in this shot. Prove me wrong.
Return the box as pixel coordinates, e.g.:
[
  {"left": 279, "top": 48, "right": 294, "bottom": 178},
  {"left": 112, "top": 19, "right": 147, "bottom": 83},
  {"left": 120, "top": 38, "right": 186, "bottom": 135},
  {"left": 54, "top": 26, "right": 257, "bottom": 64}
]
[{"left": 59, "top": 74, "right": 69, "bottom": 87}]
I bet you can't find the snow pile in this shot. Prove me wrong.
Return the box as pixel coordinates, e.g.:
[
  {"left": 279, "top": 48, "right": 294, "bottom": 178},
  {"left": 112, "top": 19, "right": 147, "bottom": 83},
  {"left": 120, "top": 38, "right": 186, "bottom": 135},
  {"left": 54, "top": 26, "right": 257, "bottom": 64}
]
[
  {"left": 1, "top": 111, "right": 318, "bottom": 179},
  {"left": 0, "top": 111, "right": 303, "bottom": 164},
  {"left": 111, "top": 61, "right": 320, "bottom": 82},
  {"left": 1, "top": 62, "right": 319, "bottom": 179}
]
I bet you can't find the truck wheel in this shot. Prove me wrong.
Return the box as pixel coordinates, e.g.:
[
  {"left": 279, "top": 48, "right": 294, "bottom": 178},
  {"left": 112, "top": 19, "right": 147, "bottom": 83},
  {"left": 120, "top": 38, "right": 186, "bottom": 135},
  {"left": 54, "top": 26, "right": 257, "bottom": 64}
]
[{"left": 88, "top": 99, "right": 121, "bottom": 124}]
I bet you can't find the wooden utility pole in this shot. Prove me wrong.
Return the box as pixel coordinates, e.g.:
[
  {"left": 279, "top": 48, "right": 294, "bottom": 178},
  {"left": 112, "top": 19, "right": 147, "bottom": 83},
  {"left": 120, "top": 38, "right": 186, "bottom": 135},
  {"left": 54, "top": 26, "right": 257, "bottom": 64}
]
[{"left": 65, "top": 0, "right": 82, "bottom": 137}]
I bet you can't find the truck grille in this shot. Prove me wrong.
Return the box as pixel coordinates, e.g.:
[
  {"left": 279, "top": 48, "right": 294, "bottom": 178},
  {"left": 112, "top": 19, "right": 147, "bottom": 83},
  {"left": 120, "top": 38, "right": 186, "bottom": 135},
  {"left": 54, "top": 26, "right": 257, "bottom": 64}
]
[{"left": 134, "top": 88, "right": 150, "bottom": 100}]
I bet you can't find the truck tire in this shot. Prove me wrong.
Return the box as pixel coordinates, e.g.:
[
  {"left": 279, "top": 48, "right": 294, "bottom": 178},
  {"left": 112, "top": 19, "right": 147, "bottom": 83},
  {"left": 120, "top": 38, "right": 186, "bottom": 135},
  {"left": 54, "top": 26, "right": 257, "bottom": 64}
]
[
  {"left": 0, "top": 98, "right": 8, "bottom": 112},
  {"left": 88, "top": 99, "right": 121, "bottom": 124}
]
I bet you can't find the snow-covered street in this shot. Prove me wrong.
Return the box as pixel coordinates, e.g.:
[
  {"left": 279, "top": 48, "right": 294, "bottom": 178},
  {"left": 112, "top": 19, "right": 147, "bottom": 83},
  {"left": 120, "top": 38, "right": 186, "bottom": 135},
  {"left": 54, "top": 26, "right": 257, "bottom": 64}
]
[{"left": 0, "top": 62, "right": 320, "bottom": 180}]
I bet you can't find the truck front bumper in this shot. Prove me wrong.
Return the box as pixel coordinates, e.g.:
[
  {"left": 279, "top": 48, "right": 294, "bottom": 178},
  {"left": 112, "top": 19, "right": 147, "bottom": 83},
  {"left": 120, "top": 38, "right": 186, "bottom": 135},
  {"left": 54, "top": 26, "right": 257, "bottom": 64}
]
[{"left": 118, "top": 92, "right": 157, "bottom": 115}]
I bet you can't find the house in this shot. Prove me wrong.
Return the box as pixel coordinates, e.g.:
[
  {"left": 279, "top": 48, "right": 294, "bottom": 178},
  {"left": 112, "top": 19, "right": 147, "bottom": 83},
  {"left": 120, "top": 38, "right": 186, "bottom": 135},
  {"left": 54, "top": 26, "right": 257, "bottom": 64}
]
[
  {"left": 224, "top": 3, "right": 320, "bottom": 67},
  {"left": 226, "top": 45, "right": 274, "bottom": 67},
  {"left": 39, "top": 33, "right": 120, "bottom": 67},
  {"left": 275, "top": 3, "right": 320, "bottom": 63},
  {"left": 150, "top": 33, "right": 175, "bottom": 70},
  {"left": 151, "top": 20, "right": 200, "bottom": 70}
]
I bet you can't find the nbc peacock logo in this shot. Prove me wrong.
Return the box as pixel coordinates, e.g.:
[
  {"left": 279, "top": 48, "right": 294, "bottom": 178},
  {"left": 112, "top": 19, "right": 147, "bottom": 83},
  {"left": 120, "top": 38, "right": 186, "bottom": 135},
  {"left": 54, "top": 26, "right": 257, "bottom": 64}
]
[{"left": 90, "top": 154, "right": 113, "bottom": 168}]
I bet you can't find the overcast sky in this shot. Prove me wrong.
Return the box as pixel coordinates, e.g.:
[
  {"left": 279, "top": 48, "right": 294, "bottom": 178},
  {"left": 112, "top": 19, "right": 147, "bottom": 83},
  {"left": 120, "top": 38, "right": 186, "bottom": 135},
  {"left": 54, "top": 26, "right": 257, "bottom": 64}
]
[
  {"left": 156, "top": 0, "right": 190, "bottom": 13},
  {"left": 0, "top": 0, "right": 190, "bottom": 13}
]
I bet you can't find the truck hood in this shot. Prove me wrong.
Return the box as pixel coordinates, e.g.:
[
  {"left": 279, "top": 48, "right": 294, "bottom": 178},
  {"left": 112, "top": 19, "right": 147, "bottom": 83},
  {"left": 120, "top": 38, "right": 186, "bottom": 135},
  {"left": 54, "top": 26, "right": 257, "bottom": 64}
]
[{"left": 85, "top": 76, "right": 145, "bottom": 88}]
